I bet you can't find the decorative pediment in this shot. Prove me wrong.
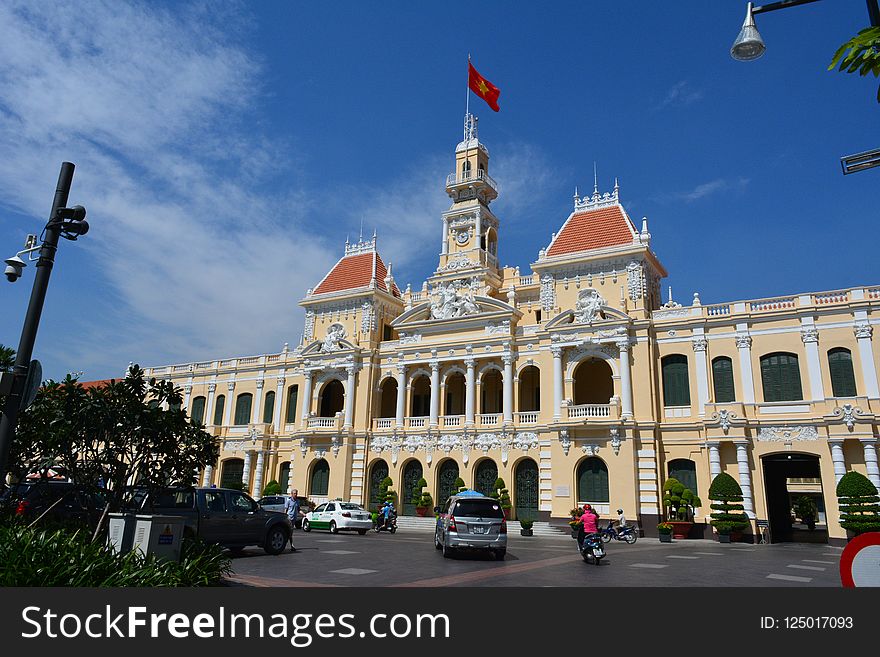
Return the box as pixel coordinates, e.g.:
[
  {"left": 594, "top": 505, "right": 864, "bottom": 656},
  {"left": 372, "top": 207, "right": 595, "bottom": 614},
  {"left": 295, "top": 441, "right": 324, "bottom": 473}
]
[
  {"left": 391, "top": 295, "right": 520, "bottom": 329},
  {"left": 300, "top": 337, "right": 359, "bottom": 356},
  {"left": 544, "top": 304, "right": 631, "bottom": 330}
]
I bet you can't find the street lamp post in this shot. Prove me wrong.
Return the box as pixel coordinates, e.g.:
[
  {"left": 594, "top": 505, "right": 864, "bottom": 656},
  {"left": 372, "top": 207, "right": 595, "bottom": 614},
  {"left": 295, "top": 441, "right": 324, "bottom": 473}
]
[{"left": 0, "top": 162, "right": 88, "bottom": 485}]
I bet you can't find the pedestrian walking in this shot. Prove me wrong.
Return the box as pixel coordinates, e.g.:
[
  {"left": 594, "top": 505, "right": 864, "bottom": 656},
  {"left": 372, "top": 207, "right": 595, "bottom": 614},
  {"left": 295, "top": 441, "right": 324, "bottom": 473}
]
[{"left": 284, "top": 489, "right": 305, "bottom": 552}]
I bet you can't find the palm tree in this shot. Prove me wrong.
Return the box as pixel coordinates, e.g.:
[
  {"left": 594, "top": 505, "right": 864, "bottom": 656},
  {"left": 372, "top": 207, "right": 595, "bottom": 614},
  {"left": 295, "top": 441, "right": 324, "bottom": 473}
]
[{"left": 0, "top": 344, "right": 14, "bottom": 371}]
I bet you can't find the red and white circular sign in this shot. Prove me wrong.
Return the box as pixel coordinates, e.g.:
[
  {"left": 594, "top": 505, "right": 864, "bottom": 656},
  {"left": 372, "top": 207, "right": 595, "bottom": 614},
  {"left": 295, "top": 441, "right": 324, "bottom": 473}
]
[{"left": 840, "top": 532, "right": 880, "bottom": 587}]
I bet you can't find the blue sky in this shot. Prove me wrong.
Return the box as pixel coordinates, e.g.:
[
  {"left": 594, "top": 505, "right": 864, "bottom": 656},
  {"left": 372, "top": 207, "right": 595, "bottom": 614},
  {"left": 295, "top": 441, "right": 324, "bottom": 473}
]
[{"left": 1, "top": 0, "right": 877, "bottom": 382}]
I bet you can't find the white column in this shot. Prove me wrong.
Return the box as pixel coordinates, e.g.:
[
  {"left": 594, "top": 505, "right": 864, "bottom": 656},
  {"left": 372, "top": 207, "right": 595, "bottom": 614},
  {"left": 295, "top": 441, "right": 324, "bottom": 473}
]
[
  {"left": 440, "top": 218, "right": 448, "bottom": 255},
  {"left": 617, "top": 339, "right": 633, "bottom": 419},
  {"left": 707, "top": 441, "right": 722, "bottom": 479},
  {"left": 395, "top": 364, "right": 406, "bottom": 428},
  {"left": 692, "top": 335, "right": 710, "bottom": 417},
  {"left": 274, "top": 378, "right": 285, "bottom": 433},
  {"left": 300, "top": 371, "right": 313, "bottom": 427},
  {"left": 183, "top": 383, "right": 192, "bottom": 413},
  {"left": 206, "top": 383, "right": 217, "bottom": 426},
  {"left": 343, "top": 365, "right": 357, "bottom": 429},
  {"left": 854, "top": 322, "right": 880, "bottom": 398},
  {"left": 734, "top": 440, "right": 754, "bottom": 518},
  {"left": 252, "top": 378, "right": 265, "bottom": 425},
  {"left": 223, "top": 381, "right": 235, "bottom": 426},
  {"left": 829, "top": 439, "right": 847, "bottom": 484},
  {"left": 465, "top": 358, "right": 476, "bottom": 426},
  {"left": 860, "top": 438, "right": 880, "bottom": 490},
  {"left": 201, "top": 464, "right": 213, "bottom": 487},
  {"left": 502, "top": 354, "right": 514, "bottom": 425},
  {"left": 242, "top": 450, "right": 253, "bottom": 492},
  {"left": 735, "top": 331, "right": 756, "bottom": 403},
  {"left": 801, "top": 324, "right": 825, "bottom": 401},
  {"left": 551, "top": 346, "right": 563, "bottom": 421},
  {"left": 253, "top": 450, "right": 266, "bottom": 497},
  {"left": 429, "top": 361, "right": 440, "bottom": 427}
]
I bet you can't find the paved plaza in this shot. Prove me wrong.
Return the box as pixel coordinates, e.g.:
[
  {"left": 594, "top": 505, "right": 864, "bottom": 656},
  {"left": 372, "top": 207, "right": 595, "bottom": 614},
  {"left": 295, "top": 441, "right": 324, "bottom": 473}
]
[{"left": 226, "top": 529, "right": 843, "bottom": 587}]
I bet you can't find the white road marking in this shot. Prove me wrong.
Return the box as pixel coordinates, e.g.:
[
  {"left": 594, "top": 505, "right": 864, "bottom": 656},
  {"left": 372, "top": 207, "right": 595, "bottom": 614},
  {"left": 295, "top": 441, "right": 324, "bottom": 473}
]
[
  {"left": 767, "top": 574, "right": 812, "bottom": 582},
  {"left": 323, "top": 550, "right": 360, "bottom": 555},
  {"left": 787, "top": 564, "right": 826, "bottom": 571},
  {"left": 631, "top": 563, "right": 668, "bottom": 569},
  {"left": 803, "top": 559, "right": 835, "bottom": 565},
  {"left": 695, "top": 552, "right": 724, "bottom": 556},
  {"left": 667, "top": 555, "right": 699, "bottom": 559},
  {"left": 331, "top": 568, "right": 378, "bottom": 575},
  {"left": 316, "top": 539, "right": 346, "bottom": 543}
]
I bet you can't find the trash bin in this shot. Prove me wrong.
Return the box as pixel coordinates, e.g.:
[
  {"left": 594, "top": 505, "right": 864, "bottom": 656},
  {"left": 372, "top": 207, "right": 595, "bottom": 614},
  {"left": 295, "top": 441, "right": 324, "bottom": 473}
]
[
  {"left": 107, "top": 512, "right": 138, "bottom": 555},
  {"left": 132, "top": 514, "right": 185, "bottom": 562}
]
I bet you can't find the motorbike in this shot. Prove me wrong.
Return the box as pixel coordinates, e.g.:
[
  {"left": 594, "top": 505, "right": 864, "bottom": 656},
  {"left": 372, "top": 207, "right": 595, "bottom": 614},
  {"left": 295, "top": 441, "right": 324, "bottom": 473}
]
[
  {"left": 375, "top": 511, "right": 397, "bottom": 534},
  {"left": 600, "top": 522, "right": 638, "bottom": 544},
  {"left": 578, "top": 531, "right": 606, "bottom": 565}
]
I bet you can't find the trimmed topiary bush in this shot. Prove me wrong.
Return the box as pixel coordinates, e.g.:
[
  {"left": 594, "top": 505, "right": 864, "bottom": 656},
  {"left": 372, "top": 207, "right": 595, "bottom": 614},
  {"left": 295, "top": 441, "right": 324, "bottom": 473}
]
[
  {"left": 262, "top": 480, "right": 282, "bottom": 496},
  {"left": 837, "top": 471, "right": 880, "bottom": 535},
  {"left": 412, "top": 477, "right": 433, "bottom": 509},
  {"left": 453, "top": 477, "right": 466, "bottom": 493},
  {"left": 378, "top": 476, "right": 397, "bottom": 510},
  {"left": 491, "top": 477, "right": 512, "bottom": 514},
  {"left": 662, "top": 477, "right": 701, "bottom": 521},
  {"left": 708, "top": 472, "right": 750, "bottom": 535}
]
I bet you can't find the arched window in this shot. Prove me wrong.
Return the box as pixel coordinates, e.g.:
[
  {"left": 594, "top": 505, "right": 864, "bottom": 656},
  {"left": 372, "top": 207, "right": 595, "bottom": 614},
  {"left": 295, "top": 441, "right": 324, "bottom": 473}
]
[
  {"left": 410, "top": 376, "right": 430, "bottom": 417},
  {"left": 379, "top": 378, "right": 397, "bottom": 418},
  {"left": 668, "top": 459, "right": 697, "bottom": 497},
  {"left": 577, "top": 458, "right": 609, "bottom": 503},
  {"left": 213, "top": 395, "right": 225, "bottom": 426},
  {"left": 461, "top": 160, "right": 472, "bottom": 179},
  {"left": 436, "top": 460, "right": 459, "bottom": 507},
  {"left": 760, "top": 352, "right": 803, "bottom": 402},
  {"left": 445, "top": 372, "right": 465, "bottom": 416},
  {"left": 285, "top": 385, "right": 299, "bottom": 423},
  {"left": 480, "top": 369, "right": 503, "bottom": 414},
  {"left": 661, "top": 355, "right": 691, "bottom": 407},
  {"left": 220, "top": 458, "right": 243, "bottom": 489},
  {"left": 278, "top": 461, "right": 290, "bottom": 493},
  {"left": 518, "top": 366, "right": 541, "bottom": 412},
  {"left": 310, "top": 460, "right": 330, "bottom": 496},
  {"left": 190, "top": 396, "right": 206, "bottom": 425},
  {"left": 319, "top": 380, "right": 344, "bottom": 417},
  {"left": 474, "top": 459, "right": 498, "bottom": 497},
  {"left": 368, "top": 460, "right": 389, "bottom": 508},
  {"left": 573, "top": 358, "right": 614, "bottom": 405},
  {"left": 234, "top": 393, "right": 253, "bottom": 425},
  {"left": 828, "top": 348, "right": 857, "bottom": 397},
  {"left": 711, "top": 357, "right": 736, "bottom": 403},
  {"left": 263, "top": 390, "right": 275, "bottom": 424}
]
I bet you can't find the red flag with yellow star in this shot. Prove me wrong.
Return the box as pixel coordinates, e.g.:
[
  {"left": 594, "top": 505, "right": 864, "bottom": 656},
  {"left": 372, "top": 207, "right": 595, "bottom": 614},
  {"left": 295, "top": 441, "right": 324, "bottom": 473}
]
[{"left": 468, "top": 61, "right": 500, "bottom": 112}]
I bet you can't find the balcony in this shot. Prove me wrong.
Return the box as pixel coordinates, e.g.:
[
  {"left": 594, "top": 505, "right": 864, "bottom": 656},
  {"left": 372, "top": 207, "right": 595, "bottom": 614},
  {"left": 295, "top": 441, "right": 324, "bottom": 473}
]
[
  {"left": 307, "top": 414, "right": 342, "bottom": 431},
  {"left": 477, "top": 413, "right": 502, "bottom": 426},
  {"left": 515, "top": 411, "right": 539, "bottom": 424},
  {"left": 566, "top": 404, "right": 613, "bottom": 420},
  {"left": 445, "top": 168, "right": 498, "bottom": 194},
  {"left": 372, "top": 417, "right": 395, "bottom": 431},
  {"left": 442, "top": 415, "right": 464, "bottom": 428},
  {"left": 406, "top": 416, "right": 428, "bottom": 429}
]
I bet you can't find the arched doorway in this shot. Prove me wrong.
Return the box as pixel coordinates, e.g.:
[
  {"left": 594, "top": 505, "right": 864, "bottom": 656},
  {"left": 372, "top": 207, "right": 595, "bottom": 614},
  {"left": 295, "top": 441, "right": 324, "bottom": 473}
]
[
  {"left": 410, "top": 375, "right": 430, "bottom": 417},
  {"left": 368, "top": 459, "right": 389, "bottom": 511},
  {"left": 445, "top": 372, "right": 465, "bottom": 416},
  {"left": 318, "top": 379, "right": 344, "bottom": 417},
  {"left": 474, "top": 459, "right": 498, "bottom": 497},
  {"left": 401, "top": 460, "right": 424, "bottom": 516},
  {"left": 573, "top": 358, "right": 614, "bottom": 405},
  {"left": 310, "top": 460, "right": 330, "bottom": 497},
  {"left": 378, "top": 379, "right": 397, "bottom": 418},
  {"left": 279, "top": 461, "right": 291, "bottom": 494},
  {"left": 761, "top": 453, "right": 827, "bottom": 544},
  {"left": 518, "top": 366, "right": 540, "bottom": 412},
  {"left": 220, "top": 458, "right": 244, "bottom": 489},
  {"left": 515, "top": 458, "right": 539, "bottom": 521},
  {"left": 577, "top": 457, "right": 609, "bottom": 504},
  {"left": 436, "top": 460, "right": 460, "bottom": 508},
  {"left": 481, "top": 369, "right": 503, "bottom": 415}
]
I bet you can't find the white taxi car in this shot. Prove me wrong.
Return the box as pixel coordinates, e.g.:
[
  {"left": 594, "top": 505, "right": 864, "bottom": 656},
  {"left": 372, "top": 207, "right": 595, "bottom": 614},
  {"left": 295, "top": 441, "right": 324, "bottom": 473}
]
[{"left": 301, "top": 501, "right": 373, "bottom": 535}]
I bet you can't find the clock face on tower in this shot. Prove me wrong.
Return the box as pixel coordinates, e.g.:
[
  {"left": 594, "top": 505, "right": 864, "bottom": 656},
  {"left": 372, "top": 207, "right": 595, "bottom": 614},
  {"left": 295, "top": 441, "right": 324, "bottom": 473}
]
[{"left": 456, "top": 230, "right": 470, "bottom": 245}]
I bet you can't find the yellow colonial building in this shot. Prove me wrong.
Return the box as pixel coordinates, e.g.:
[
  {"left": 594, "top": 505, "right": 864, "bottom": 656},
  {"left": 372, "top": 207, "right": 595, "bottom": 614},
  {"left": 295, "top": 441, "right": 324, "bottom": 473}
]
[{"left": 146, "top": 114, "right": 880, "bottom": 545}]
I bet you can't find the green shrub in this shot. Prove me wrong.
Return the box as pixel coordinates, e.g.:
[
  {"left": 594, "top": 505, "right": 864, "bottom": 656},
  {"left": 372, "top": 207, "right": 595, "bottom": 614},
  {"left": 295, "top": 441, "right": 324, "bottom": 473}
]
[
  {"left": 377, "top": 476, "right": 396, "bottom": 510},
  {"left": 662, "top": 477, "right": 701, "bottom": 521},
  {"left": 837, "top": 471, "right": 880, "bottom": 534},
  {"left": 793, "top": 495, "right": 819, "bottom": 528},
  {"left": 262, "top": 480, "right": 282, "bottom": 496},
  {"left": 453, "top": 477, "right": 466, "bottom": 493},
  {"left": 519, "top": 519, "right": 534, "bottom": 530},
  {"left": 490, "top": 477, "right": 512, "bottom": 512},
  {"left": 0, "top": 523, "right": 231, "bottom": 586},
  {"left": 707, "top": 472, "right": 750, "bottom": 535}
]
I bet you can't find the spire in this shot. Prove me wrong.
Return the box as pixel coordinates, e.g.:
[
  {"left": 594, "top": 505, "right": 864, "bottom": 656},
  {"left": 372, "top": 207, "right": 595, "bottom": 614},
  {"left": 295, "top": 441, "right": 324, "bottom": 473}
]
[{"left": 593, "top": 162, "right": 599, "bottom": 198}]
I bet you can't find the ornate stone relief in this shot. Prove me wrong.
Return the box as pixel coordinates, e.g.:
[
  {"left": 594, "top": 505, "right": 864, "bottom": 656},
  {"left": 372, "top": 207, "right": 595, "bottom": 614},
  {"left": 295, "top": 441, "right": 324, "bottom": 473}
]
[
  {"left": 626, "top": 261, "right": 644, "bottom": 301},
  {"left": 559, "top": 429, "right": 572, "bottom": 456},
  {"left": 735, "top": 333, "right": 752, "bottom": 349},
  {"left": 581, "top": 443, "right": 600, "bottom": 456},
  {"left": 361, "top": 301, "right": 374, "bottom": 335},
  {"left": 833, "top": 403, "right": 863, "bottom": 430},
  {"left": 399, "top": 333, "right": 422, "bottom": 345},
  {"left": 304, "top": 310, "right": 315, "bottom": 342},
  {"left": 854, "top": 322, "right": 873, "bottom": 339},
  {"left": 610, "top": 428, "right": 622, "bottom": 456},
  {"left": 756, "top": 426, "right": 819, "bottom": 442},
  {"left": 321, "top": 323, "right": 346, "bottom": 352},
  {"left": 540, "top": 274, "right": 556, "bottom": 313},
  {"left": 574, "top": 288, "right": 606, "bottom": 324},
  {"left": 692, "top": 337, "right": 708, "bottom": 353},
  {"left": 430, "top": 279, "right": 480, "bottom": 319},
  {"left": 800, "top": 327, "right": 819, "bottom": 344},
  {"left": 711, "top": 409, "right": 738, "bottom": 434},
  {"left": 485, "top": 320, "right": 511, "bottom": 335}
]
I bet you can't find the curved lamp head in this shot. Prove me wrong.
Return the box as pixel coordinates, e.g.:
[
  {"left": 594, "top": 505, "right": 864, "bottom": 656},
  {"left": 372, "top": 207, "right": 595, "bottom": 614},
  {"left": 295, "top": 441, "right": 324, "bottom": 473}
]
[{"left": 731, "top": 2, "right": 766, "bottom": 61}]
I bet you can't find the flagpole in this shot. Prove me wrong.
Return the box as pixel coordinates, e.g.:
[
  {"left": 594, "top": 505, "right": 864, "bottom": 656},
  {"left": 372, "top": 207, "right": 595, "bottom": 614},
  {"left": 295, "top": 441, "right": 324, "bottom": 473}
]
[{"left": 465, "top": 53, "right": 470, "bottom": 119}]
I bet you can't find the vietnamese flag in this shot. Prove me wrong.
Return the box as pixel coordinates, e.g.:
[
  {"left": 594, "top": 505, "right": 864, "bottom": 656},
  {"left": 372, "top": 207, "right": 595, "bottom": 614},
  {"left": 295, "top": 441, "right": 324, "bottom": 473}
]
[{"left": 468, "top": 61, "right": 501, "bottom": 112}]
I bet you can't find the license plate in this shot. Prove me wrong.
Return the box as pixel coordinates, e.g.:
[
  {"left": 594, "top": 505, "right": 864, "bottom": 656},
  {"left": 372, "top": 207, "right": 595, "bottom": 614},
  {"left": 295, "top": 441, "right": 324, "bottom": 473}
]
[{"left": 472, "top": 526, "right": 486, "bottom": 534}]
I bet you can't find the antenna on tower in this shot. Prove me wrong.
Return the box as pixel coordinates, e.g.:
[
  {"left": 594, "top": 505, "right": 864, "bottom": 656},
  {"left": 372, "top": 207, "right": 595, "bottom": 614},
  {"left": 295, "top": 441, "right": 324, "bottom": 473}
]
[
  {"left": 593, "top": 162, "right": 598, "bottom": 196},
  {"left": 359, "top": 217, "right": 364, "bottom": 241}
]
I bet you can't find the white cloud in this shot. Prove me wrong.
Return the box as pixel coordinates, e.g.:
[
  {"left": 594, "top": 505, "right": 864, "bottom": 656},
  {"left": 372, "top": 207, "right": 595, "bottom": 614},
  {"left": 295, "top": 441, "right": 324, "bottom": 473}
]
[
  {"left": 675, "top": 177, "right": 750, "bottom": 202},
  {"left": 656, "top": 80, "right": 703, "bottom": 110}
]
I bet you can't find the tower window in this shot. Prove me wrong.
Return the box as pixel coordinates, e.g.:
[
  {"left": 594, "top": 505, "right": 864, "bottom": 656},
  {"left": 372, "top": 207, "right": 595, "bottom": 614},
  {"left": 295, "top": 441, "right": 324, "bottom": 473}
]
[{"left": 535, "top": 309, "right": 542, "bottom": 323}]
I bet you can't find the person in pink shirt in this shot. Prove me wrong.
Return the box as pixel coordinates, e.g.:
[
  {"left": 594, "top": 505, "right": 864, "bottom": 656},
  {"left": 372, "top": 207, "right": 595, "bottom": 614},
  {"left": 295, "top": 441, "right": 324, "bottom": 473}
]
[{"left": 577, "top": 504, "right": 599, "bottom": 546}]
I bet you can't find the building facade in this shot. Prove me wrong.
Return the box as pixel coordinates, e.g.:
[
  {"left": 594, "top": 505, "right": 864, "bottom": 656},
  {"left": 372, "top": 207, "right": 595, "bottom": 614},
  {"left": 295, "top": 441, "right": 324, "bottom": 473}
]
[{"left": 147, "top": 114, "right": 880, "bottom": 544}]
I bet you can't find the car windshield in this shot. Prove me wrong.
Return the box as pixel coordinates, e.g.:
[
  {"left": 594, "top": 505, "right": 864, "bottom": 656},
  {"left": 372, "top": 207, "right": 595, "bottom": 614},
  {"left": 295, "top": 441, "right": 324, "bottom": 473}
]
[
  {"left": 452, "top": 499, "right": 504, "bottom": 518},
  {"left": 340, "top": 503, "right": 363, "bottom": 511},
  {"left": 153, "top": 490, "right": 194, "bottom": 508}
]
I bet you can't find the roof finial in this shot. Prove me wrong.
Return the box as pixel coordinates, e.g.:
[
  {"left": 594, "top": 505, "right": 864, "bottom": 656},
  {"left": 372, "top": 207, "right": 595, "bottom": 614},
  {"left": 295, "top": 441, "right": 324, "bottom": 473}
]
[
  {"left": 593, "top": 162, "right": 598, "bottom": 196},
  {"left": 359, "top": 217, "right": 364, "bottom": 241}
]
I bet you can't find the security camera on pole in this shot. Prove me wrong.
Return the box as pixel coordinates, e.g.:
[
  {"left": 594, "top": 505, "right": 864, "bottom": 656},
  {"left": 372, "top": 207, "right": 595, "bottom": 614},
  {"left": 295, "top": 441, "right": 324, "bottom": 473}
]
[{"left": 0, "top": 162, "right": 89, "bottom": 485}]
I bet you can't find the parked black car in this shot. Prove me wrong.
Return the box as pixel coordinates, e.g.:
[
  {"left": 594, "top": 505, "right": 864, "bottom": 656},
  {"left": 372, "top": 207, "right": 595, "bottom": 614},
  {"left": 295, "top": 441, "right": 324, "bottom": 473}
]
[
  {"left": 1, "top": 480, "right": 105, "bottom": 528},
  {"left": 139, "top": 487, "right": 292, "bottom": 555}
]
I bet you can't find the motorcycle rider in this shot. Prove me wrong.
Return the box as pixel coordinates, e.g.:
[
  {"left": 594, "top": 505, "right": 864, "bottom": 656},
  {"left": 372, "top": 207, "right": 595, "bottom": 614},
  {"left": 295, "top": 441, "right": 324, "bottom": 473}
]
[
  {"left": 616, "top": 508, "right": 627, "bottom": 537},
  {"left": 379, "top": 500, "right": 396, "bottom": 531},
  {"left": 578, "top": 503, "right": 599, "bottom": 547}
]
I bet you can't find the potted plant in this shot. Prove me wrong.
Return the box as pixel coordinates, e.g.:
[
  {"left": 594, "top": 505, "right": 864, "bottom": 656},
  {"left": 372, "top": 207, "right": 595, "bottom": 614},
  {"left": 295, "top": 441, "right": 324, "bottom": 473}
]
[
  {"left": 490, "top": 477, "right": 512, "bottom": 518},
  {"left": 793, "top": 495, "right": 819, "bottom": 531},
  {"left": 662, "top": 477, "right": 701, "bottom": 539},
  {"left": 657, "top": 521, "right": 674, "bottom": 543},
  {"left": 413, "top": 477, "right": 433, "bottom": 517},
  {"left": 453, "top": 477, "right": 467, "bottom": 493},
  {"left": 837, "top": 471, "right": 880, "bottom": 537},
  {"left": 377, "top": 476, "right": 396, "bottom": 513},
  {"left": 568, "top": 507, "right": 583, "bottom": 538},
  {"left": 519, "top": 518, "right": 534, "bottom": 537},
  {"left": 708, "top": 472, "right": 750, "bottom": 543}
]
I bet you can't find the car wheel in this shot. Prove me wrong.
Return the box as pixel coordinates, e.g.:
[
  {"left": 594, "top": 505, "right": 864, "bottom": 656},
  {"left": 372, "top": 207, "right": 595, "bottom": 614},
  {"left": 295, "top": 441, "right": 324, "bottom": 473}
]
[
  {"left": 264, "top": 526, "right": 288, "bottom": 555},
  {"left": 302, "top": 519, "right": 311, "bottom": 532},
  {"left": 330, "top": 521, "right": 338, "bottom": 534},
  {"left": 442, "top": 541, "right": 455, "bottom": 559},
  {"left": 494, "top": 549, "right": 506, "bottom": 560},
  {"left": 357, "top": 529, "right": 366, "bottom": 535},
  {"left": 434, "top": 533, "right": 442, "bottom": 550}
]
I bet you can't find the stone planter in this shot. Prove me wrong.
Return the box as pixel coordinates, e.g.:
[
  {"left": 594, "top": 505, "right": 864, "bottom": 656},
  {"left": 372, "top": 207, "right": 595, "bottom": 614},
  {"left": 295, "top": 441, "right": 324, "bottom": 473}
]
[
  {"left": 415, "top": 507, "right": 430, "bottom": 517},
  {"left": 668, "top": 521, "right": 693, "bottom": 540},
  {"left": 520, "top": 528, "right": 533, "bottom": 537},
  {"left": 718, "top": 532, "right": 731, "bottom": 543},
  {"left": 659, "top": 533, "right": 672, "bottom": 543}
]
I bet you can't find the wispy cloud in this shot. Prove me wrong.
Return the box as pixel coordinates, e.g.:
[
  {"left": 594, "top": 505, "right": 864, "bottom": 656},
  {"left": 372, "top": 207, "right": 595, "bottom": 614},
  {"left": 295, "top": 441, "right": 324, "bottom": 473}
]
[
  {"left": 656, "top": 80, "right": 704, "bottom": 110},
  {"left": 674, "top": 177, "right": 750, "bottom": 203}
]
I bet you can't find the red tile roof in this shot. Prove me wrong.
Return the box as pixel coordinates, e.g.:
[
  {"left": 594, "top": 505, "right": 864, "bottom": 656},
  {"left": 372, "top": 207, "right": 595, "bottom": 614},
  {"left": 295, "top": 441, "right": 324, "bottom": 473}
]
[
  {"left": 79, "top": 379, "right": 112, "bottom": 389},
  {"left": 313, "top": 251, "right": 401, "bottom": 297},
  {"left": 546, "top": 205, "right": 636, "bottom": 257}
]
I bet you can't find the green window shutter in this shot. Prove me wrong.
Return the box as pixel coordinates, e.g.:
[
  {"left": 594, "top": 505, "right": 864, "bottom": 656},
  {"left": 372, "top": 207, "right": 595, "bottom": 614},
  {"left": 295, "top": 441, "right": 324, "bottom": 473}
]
[
  {"left": 311, "top": 461, "right": 330, "bottom": 496},
  {"left": 234, "top": 394, "right": 252, "bottom": 425},
  {"left": 577, "top": 458, "right": 609, "bottom": 502},
  {"left": 662, "top": 355, "right": 691, "bottom": 406},
  {"left": 286, "top": 385, "right": 299, "bottom": 423},
  {"left": 761, "top": 353, "right": 802, "bottom": 402},
  {"left": 190, "top": 396, "right": 206, "bottom": 424},
  {"left": 213, "top": 395, "right": 225, "bottom": 425},
  {"left": 263, "top": 390, "right": 275, "bottom": 424},
  {"left": 712, "top": 357, "right": 736, "bottom": 403},
  {"left": 780, "top": 353, "right": 803, "bottom": 401},
  {"left": 828, "top": 349, "right": 857, "bottom": 397},
  {"left": 668, "top": 459, "right": 697, "bottom": 495}
]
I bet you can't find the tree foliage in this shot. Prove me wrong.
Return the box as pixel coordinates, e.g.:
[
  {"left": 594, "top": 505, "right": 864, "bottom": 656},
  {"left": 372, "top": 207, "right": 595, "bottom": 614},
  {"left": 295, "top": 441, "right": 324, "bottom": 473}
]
[
  {"left": 262, "top": 480, "right": 282, "bottom": 496},
  {"left": 0, "top": 344, "right": 14, "bottom": 371},
  {"left": 829, "top": 26, "right": 880, "bottom": 102},
  {"left": 836, "top": 471, "right": 880, "bottom": 534},
  {"left": 707, "top": 472, "right": 750, "bottom": 534},
  {"left": 10, "top": 365, "right": 219, "bottom": 513},
  {"left": 490, "top": 477, "right": 511, "bottom": 510},
  {"left": 662, "top": 476, "right": 701, "bottom": 521}
]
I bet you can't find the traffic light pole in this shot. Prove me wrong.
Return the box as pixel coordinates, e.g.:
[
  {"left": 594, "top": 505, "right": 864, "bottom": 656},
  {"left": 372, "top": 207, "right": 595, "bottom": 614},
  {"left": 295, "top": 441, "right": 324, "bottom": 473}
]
[{"left": 0, "top": 162, "right": 75, "bottom": 485}]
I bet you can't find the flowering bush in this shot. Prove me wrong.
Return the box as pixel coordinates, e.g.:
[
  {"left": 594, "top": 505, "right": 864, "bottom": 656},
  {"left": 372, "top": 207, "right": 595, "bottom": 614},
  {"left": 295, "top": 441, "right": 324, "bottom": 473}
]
[
  {"left": 568, "top": 519, "right": 582, "bottom": 527},
  {"left": 657, "top": 522, "right": 674, "bottom": 534}
]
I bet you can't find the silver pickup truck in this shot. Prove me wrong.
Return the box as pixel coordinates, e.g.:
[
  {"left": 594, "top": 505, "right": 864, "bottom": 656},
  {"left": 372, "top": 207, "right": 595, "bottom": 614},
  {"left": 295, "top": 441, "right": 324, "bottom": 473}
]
[{"left": 142, "top": 487, "right": 292, "bottom": 555}]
